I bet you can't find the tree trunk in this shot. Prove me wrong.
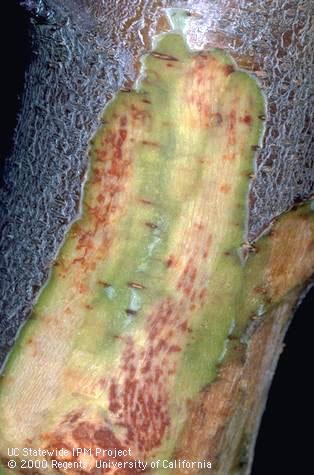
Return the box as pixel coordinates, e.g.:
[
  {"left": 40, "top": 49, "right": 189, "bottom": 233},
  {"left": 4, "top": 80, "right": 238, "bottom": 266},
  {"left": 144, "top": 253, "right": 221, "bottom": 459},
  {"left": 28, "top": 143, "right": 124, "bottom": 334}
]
[{"left": 0, "top": 1, "right": 312, "bottom": 474}]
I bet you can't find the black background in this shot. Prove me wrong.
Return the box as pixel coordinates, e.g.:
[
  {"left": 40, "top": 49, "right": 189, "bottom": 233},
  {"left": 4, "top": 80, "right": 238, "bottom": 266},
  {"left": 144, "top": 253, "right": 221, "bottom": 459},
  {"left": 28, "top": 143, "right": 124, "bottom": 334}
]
[{"left": 0, "top": 3, "right": 312, "bottom": 474}]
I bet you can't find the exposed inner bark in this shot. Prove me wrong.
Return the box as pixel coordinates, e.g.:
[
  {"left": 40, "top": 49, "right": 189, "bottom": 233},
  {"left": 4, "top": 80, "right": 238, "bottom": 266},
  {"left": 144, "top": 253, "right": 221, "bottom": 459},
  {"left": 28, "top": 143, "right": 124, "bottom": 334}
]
[{"left": 0, "top": 2, "right": 313, "bottom": 475}]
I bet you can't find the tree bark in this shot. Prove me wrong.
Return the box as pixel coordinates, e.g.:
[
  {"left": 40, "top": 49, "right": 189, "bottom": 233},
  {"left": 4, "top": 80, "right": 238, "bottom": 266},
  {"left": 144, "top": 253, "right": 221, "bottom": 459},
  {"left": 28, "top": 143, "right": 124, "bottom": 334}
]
[{"left": 0, "top": 1, "right": 313, "bottom": 474}]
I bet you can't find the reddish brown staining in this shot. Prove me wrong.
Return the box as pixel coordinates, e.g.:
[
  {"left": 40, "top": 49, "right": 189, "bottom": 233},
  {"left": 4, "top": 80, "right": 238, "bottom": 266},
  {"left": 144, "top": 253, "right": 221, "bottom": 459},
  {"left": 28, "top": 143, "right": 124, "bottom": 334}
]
[
  {"left": 178, "top": 320, "right": 192, "bottom": 333},
  {"left": 119, "top": 129, "right": 128, "bottom": 141},
  {"left": 62, "top": 410, "right": 83, "bottom": 426},
  {"left": 219, "top": 183, "right": 232, "bottom": 194},
  {"left": 98, "top": 299, "right": 194, "bottom": 455},
  {"left": 187, "top": 91, "right": 211, "bottom": 124},
  {"left": 108, "top": 153, "right": 125, "bottom": 176},
  {"left": 141, "top": 360, "right": 152, "bottom": 375},
  {"left": 72, "top": 422, "right": 95, "bottom": 446},
  {"left": 223, "top": 152, "right": 236, "bottom": 162},
  {"left": 177, "top": 258, "right": 198, "bottom": 298},
  {"left": 41, "top": 435, "right": 74, "bottom": 462},
  {"left": 128, "top": 282, "right": 146, "bottom": 290},
  {"left": 85, "top": 115, "right": 131, "bottom": 237},
  {"left": 228, "top": 109, "right": 237, "bottom": 145},
  {"left": 43, "top": 419, "right": 139, "bottom": 475},
  {"left": 168, "top": 345, "right": 181, "bottom": 353},
  {"left": 175, "top": 226, "right": 212, "bottom": 305},
  {"left": 187, "top": 92, "right": 197, "bottom": 105},
  {"left": 93, "top": 426, "right": 123, "bottom": 450},
  {"left": 71, "top": 111, "right": 132, "bottom": 272},
  {"left": 78, "top": 282, "right": 88, "bottom": 294},
  {"left": 240, "top": 114, "right": 253, "bottom": 126},
  {"left": 165, "top": 254, "right": 176, "bottom": 268},
  {"left": 213, "top": 112, "right": 223, "bottom": 126},
  {"left": 95, "top": 193, "right": 105, "bottom": 204},
  {"left": 76, "top": 230, "right": 94, "bottom": 251},
  {"left": 91, "top": 167, "right": 103, "bottom": 184},
  {"left": 224, "top": 64, "right": 235, "bottom": 76},
  {"left": 108, "top": 381, "right": 121, "bottom": 414},
  {"left": 130, "top": 104, "right": 151, "bottom": 123},
  {"left": 253, "top": 286, "right": 267, "bottom": 295},
  {"left": 120, "top": 115, "right": 127, "bottom": 127},
  {"left": 102, "top": 130, "right": 116, "bottom": 147},
  {"left": 95, "top": 149, "right": 107, "bottom": 162},
  {"left": 101, "top": 305, "right": 178, "bottom": 453},
  {"left": 154, "top": 339, "right": 168, "bottom": 355},
  {"left": 97, "top": 377, "right": 107, "bottom": 390},
  {"left": 184, "top": 56, "right": 218, "bottom": 124},
  {"left": 83, "top": 205, "right": 104, "bottom": 227},
  {"left": 194, "top": 55, "right": 207, "bottom": 70}
]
